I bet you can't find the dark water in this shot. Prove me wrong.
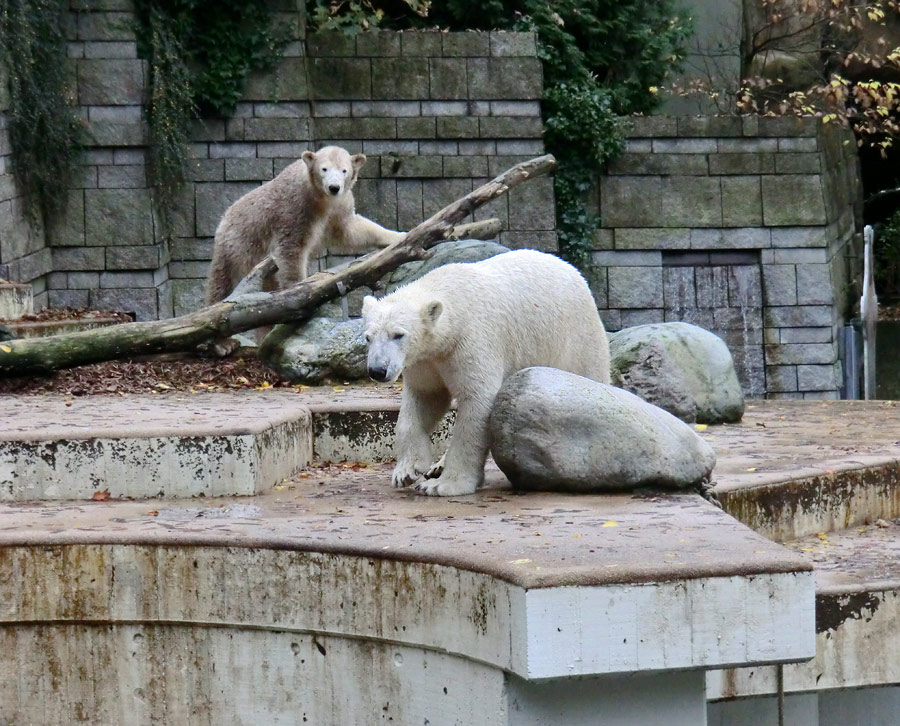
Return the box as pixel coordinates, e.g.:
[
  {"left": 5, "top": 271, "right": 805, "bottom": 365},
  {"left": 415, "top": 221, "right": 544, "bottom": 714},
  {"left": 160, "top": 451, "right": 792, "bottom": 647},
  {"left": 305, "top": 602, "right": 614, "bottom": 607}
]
[{"left": 877, "top": 320, "right": 900, "bottom": 400}]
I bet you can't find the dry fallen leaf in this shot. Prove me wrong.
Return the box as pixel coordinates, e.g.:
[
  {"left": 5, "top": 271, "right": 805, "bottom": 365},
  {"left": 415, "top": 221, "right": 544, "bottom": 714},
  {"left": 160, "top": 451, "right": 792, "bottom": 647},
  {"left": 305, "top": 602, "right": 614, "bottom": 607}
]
[
  {"left": 602, "top": 520, "right": 618, "bottom": 528},
  {"left": 92, "top": 489, "right": 111, "bottom": 502}
]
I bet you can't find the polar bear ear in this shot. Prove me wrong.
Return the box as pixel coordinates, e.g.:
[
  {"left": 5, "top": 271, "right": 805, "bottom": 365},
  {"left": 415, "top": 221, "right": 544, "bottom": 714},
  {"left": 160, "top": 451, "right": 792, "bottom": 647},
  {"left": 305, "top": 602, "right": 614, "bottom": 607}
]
[
  {"left": 362, "top": 294, "right": 377, "bottom": 317},
  {"left": 421, "top": 300, "right": 443, "bottom": 326},
  {"left": 351, "top": 154, "right": 367, "bottom": 171},
  {"left": 301, "top": 150, "right": 316, "bottom": 169}
]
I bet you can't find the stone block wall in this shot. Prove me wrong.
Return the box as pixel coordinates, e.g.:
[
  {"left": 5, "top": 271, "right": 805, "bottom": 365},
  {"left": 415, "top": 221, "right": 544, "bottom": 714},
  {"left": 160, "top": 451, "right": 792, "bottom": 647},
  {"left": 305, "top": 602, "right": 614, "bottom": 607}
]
[
  {"left": 595, "top": 116, "right": 862, "bottom": 399},
  {"left": 20, "top": 0, "right": 551, "bottom": 320},
  {"left": 0, "top": 65, "right": 51, "bottom": 309}
]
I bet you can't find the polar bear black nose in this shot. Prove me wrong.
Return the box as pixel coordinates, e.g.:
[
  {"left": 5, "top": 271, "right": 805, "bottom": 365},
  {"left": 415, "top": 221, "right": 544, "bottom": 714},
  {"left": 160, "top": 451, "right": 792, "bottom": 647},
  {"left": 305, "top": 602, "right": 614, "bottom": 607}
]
[
  {"left": 328, "top": 184, "right": 340, "bottom": 195},
  {"left": 368, "top": 365, "right": 388, "bottom": 382}
]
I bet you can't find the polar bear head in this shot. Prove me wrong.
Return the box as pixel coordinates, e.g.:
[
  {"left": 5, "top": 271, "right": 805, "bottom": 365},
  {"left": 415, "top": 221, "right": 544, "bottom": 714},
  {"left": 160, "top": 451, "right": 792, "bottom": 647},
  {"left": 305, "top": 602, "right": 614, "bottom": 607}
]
[
  {"left": 301, "top": 145, "right": 366, "bottom": 198},
  {"left": 361, "top": 294, "right": 443, "bottom": 382}
]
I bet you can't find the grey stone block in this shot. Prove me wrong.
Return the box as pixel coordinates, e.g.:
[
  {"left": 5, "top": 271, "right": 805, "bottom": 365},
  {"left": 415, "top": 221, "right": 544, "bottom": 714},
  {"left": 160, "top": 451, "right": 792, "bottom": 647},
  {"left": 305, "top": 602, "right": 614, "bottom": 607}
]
[
  {"left": 802, "top": 390, "right": 839, "bottom": 400},
  {"left": 766, "top": 365, "right": 798, "bottom": 392},
  {"left": 615, "top": 228, "right": 690, "bottom": 250},
  {"left": 352, "top": 101, "right": 419, "bottom": 117},
  {"left": 458, "top": 140, "right": 496, "bottom": 155},
  {"left": 396, "top": 117, "right": 436, "bottom": 139},
  {"left": 169, "top": 261, "right": 209, "bottom": 278},
  {"left": 775, "top": 153, "right": 821, "bottom": 174},
  {"left": 651, "top": 138, "right": 717, "bottom": 154},
  {"left": 662, "top": 266, "right": 696, "bottom": 308},
  {"left": 170, "top": 238, "right": 214, "bottom": 262},
  {"left": 46, "top": 190, "right": 86, "bottom": 248},
  {"left": 243, "top": 58, "right": 309, "bottom": 101},
  {"left": 47, "top": 271, "right": 67, "bottom": 289},
  {"left": 435, "top": 117, "right": 479, "bottom": 139},
  {"left": 608, "top": 153, "right": 709, "bottom": 176},
  {"left": 422, "top": 178, "right": 472, "bottom": 217},
  {"left": 401, "top": 31, "right": 443, "bottom": 57},
  {"left": 443, "top": 32, "right": 490, "bottom": 57},
  {"left": 507, "top": 177, "right": 555, "bottom": 230},
  {"left": 795, "top": 263, "right": 834, "bottom": 304},
  {"left": 495, "top": 140, "right": 544, "bottom": 154},
  {"left": 225, "top": 158, "right": 274, "bottom": 181},
  {"left": 593, "top": 250, "right": 663, "bottom": 267},
  {"left": 600, "top": 176, "right": 662, "bottom": 228},
  {"left": 592, "top": 228, "right": 614, "bottom": 251},
  {"left": 98, "top": 164, "right": 146, "bottom": 188},
  {"left": 442, "top": 156, "right": 489, "bottom": 178},
  {"left": 77, "top": 12, "right": 135, "bottom": 41},
  {"left": 83, "top": 41, "right": 137, "bottom": 59},
  {"left": 85, "top": 121, "right": 146, "bottom": 146},
  {"left": 253, "top": 102, "right": 311, "bottom": 118},
  {"left": 627, "top": 117, "right": 678, "bottom": 137},
  {"left": 676, "top": 116, "right": 742, "bottom": 137},
  {"left": 396, "top": 179, "right": 423, "bottom": 231},
  {"left": 317, "top": 118, "right": 396, "bottom": 140},
  {"left": 256, "top": 142, "right": 309, "bottom": 158},
  {"left": 99, "top": 271, "right": 155, "bottom": 288},
  {"left": 429, "top": 58, "right": 468, "bottom": 100},
  {"left": 489, "top": 101, "right": 540, "bottom": 116},
  {"left": 660, "top": 177, "right": 722, "bottom": 227},
  {"left": 478, "top": 116, "right": 543, "bottom": 139},
  {"left": 717, "top": 138, "right": 778, "bottom": 153},
  {"left": 762, "top": 176, "right": 827, "bottom": 226},
  {"left": 379, "top": 155, "right": 442, "bottom": 178},
  {"left": 49, "top": 289, "right": 89, "bottom": 308},
  {"left": 620, "top": 308, "right": 665, "bottom": 327},
  {"left": 52, "top": 246, "right": 105, "bottom": 271},
  {"left": 244, "top": 118, "right": 308, "bottom": 141},
  {"left": 765, "top": 305, "right": 833, "bottom": 328},
  {"left": 105, "top": 245, "right": 161, "bottom": 270},
  {"left": 355, "top": 30, "right": 400, "bottom": 57},
  {"left": 88, "top": 105, "right": 142, "bottom": 122},
  {"left": 762, "top": 264, "right": 797, "bottom": 305},
  {"left": 195, "top": 182, "right": 257, "bottom": 236},
  {"left": 608, "top": 266, "right": 664, "bottom": 308},
  {"left": 225, "top": 118, "right": 245, "bottom": 141},
  {"left": 90, "top": 287, "right": 158, "bottom": 320},
  {"left": 372, "top": 58, "right": 429, "bottom": 100},
  {"left": 85, "top": 188, "right": 154, "bottom": 246},
  {"left": 420, "top": 101, "right": 467, "bottom": 116},
  {"left": 757, "top": 116, "right": 817, "bottom": 137},
  {"left": 309, "top": 58, "right": 371, "bottom": 99},
  {"left": 361, "top": 140, "right": 418, "bottom": 154},
  {"left": 191, "top": 118, "right": 225, "bottom": 141},
  {"left": 778, "top": 137, "right": 818, "bottom": 152},
  {"left": 721, "top": 176, "right": 762, "bottom": 226},
  {"left": 466, "top": 58, "right": 542, "bottom": 99},
  {"left": 708, "top": 153, "right": 776, "bottom": 175},
  {"left": 208, "top": 142, "right": 257, "bottom": 159},
  {"left": 77, "top": 59, "right": 144, "bottom": 105},
  {"left": 770, "top": 227, "right": 828, "bottom": 248},
  {"left": 489, "top": 32, "right": 536, "bottom": 57},
  {"left": 765, "top": 343, "right": 835, "bottom": 366},
  {"left": 6, "top": 247, "right": 52, "bottom": 282},
  {"left": 353, "top": 178, "right": 398, "bottom": 228},
  {"left": 313, "top": 102, "right": 350, "bottom": 119},
  {"left": 694, "top": 266, "right": 731, "bottom": 308},
  {"left": 780, "top": 327, "right": 832, "bottom": 343},
  {"left": 307, "top": 31, "right": 356, "bottom": 57},
  {"left": 190, "top": 159, "right": 225, "bottom": 182}
]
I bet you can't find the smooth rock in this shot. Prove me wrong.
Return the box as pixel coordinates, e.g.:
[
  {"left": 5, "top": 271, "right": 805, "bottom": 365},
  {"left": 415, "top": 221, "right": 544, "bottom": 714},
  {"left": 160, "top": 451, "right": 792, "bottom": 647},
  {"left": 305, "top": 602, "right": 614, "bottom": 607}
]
[
  {"left": 382, "top": 238, "right": 509, "bottom": 294},
  {"left": 258, "top": 317, "right": 366, "bottom": 384},
  {"left": 609, "top": 322, "right": 745, "bottom": 424},
  {"left": 490, "top": 366, "right": 716, "bottom": 493}
]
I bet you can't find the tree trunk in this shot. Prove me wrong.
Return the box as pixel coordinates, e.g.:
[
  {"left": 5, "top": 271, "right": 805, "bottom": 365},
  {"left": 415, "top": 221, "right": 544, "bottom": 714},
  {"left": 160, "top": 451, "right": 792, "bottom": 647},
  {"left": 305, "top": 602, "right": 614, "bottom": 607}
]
[{"left": 0, "top": 154, "right": 556, "bottom": 376}]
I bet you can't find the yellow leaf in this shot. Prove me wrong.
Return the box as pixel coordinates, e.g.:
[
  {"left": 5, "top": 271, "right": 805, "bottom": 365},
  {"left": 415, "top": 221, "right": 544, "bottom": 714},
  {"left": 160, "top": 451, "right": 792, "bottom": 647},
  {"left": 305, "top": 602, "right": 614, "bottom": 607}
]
[
  {"left": 0, "top": 345, "right": 9, "bottom": 353},
  {"left": 509, "top": 558, "right": 532, "bottom": 565},
  {"left": 333, "top": 386, "right": 346, "bottom": 392},
  {"left": 602, "top": 520, "right": 618, "bottom": 528},
  {"left": 746, "top": 467, "right": 757, "bottom": 472},
  {"left": 694, "top": 424, "right": 708, "bottom": 431}
]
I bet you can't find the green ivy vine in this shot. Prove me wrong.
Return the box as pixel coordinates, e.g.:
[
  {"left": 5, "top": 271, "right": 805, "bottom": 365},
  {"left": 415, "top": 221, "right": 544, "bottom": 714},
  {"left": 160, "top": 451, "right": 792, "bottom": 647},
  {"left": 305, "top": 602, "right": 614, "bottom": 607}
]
[
  {"left": 133, "top": 0, "right": 288, "bottom": 236},
  {"left": 0, "top": 0, "right": 82, "bottom": 225}
]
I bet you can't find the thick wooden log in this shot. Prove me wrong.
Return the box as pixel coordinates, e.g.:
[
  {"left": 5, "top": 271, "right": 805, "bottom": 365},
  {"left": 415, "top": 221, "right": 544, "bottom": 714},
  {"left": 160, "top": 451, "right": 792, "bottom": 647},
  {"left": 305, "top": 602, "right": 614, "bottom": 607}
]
[{"left": 0, "top": 155, "right": 556, "bottom": 376}]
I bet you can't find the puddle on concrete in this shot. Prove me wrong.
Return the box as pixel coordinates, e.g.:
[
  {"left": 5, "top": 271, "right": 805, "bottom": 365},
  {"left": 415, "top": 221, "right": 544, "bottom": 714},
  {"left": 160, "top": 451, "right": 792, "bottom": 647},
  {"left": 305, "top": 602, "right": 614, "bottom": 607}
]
[{"left": 155, "top": 504, "right": 261, "bottom": 521}]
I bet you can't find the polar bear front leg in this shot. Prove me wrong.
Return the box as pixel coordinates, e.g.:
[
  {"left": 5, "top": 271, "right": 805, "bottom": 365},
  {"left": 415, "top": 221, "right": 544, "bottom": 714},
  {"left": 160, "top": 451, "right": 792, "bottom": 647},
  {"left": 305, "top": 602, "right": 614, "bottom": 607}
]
[
  {"left": 392, "top": 386, "right": 451, "bottom": 488},
  {"left": 419, "top": 394, "right": 493, "bottom": 497}
]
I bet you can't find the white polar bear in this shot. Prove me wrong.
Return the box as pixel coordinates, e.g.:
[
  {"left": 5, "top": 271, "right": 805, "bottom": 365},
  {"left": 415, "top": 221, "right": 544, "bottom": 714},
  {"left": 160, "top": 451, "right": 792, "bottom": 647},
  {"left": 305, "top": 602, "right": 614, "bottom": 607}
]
[{"left": 362, "top": 249, "right": 611, "bottom": 496}]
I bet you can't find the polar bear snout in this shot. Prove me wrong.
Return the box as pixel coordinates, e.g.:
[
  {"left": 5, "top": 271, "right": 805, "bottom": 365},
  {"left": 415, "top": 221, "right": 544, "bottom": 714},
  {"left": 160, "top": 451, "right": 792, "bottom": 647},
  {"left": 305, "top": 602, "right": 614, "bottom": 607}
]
[
  {"left": 367, "top": 364, "right": 389, "bottom": 382},
  {"left": 327, "top": 183, "right": 341, "bottom": 196}
]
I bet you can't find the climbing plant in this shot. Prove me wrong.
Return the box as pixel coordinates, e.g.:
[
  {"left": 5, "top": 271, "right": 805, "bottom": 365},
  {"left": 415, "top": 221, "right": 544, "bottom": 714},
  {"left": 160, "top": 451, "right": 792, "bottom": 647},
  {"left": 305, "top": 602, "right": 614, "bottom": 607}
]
[
  {"left": 133, "top": 0, "right": 288, "bottom": 235},
  {"left": 307, "top": 0, "right": 691, "bottom": 270},
  {"left": 0, "top": 0, "right": 82, "bottom": 224}
]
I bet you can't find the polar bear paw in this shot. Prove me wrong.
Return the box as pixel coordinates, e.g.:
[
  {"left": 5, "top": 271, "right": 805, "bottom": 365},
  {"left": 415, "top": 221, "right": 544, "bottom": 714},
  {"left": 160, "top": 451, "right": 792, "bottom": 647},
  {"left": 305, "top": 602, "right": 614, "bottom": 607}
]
[
  {"left": 424, "top": 454, "right": 445, "bottom": 480},
  {"left": 392, "top": 459, "right": 425, "bottom": 488},
  {"left": 416, "top": 475, "right": 477, "bottom": 497}
]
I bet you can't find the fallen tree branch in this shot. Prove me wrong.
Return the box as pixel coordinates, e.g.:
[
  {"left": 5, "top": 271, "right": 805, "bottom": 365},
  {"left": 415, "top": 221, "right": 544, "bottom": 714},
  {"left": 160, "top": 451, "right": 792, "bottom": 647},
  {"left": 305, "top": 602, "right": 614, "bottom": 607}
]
[{"left": 0, "top": 155, "right": 556, "bottom": 376}]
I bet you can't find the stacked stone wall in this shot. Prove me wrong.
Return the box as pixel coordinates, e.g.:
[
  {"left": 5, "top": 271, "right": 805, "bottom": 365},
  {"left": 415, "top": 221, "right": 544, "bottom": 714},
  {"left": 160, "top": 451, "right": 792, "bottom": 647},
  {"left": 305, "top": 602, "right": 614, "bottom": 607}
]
[{"left": 595, "top": 116, "right": 862, "bottom": 399}]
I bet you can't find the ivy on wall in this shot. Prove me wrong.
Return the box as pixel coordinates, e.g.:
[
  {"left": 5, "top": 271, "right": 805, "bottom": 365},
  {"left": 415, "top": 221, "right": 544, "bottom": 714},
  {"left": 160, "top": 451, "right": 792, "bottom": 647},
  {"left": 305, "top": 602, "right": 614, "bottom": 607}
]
[
  {"left": 311, "top": 0, "right": 691, "bottom": 270},
  {"left": 133, "top": 0, "right": 288, "bottom": 236},
  {"left": 0, "top": 0, "right": 82, "bottom": 225}
]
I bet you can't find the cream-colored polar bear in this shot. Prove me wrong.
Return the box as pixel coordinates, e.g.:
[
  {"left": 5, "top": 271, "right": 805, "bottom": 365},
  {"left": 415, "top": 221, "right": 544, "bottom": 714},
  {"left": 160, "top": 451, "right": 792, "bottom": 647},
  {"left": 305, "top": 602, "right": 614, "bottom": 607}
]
[
  {"left": 205, "top": 145, "right": 404, "bottom": 305},
  {"left": 362, "top": 249, "right": 611, "bottom": 497}
]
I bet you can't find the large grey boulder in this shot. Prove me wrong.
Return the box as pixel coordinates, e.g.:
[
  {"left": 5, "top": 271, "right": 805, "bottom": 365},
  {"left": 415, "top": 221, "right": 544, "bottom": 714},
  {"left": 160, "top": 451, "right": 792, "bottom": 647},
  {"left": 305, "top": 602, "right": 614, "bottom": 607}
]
[
  {"left": 260, "top": 239, "right": 510, "bottom": 382},
  {"left": 490, "top": 366, "right": 716, "bottom": 493},
  {"left": 258, "top": 317, "right": 366, "bottom": 383},
  {"left": 382, "top": 238, "right": 509, "bottom": 294},
  {"left": 609, "top": 322, "right": 744, "bottom": 424}
]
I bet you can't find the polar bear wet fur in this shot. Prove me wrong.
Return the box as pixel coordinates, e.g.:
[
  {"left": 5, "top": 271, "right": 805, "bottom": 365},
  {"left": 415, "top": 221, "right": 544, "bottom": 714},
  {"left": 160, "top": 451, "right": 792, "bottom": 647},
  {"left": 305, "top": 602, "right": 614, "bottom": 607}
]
[
  {"left": 205, "top": 145, "right": 404, "bottom": 305},
  {"left": 362, "top": 249, "right": 611, "bottom": 497}
]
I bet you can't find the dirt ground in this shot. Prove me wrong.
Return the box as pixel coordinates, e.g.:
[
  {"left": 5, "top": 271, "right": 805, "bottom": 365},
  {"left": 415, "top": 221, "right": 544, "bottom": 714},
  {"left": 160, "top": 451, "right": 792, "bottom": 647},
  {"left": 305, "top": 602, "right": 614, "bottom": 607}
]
[{"left": 0, "top": 353, "right": 301, "bottom": 396}]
